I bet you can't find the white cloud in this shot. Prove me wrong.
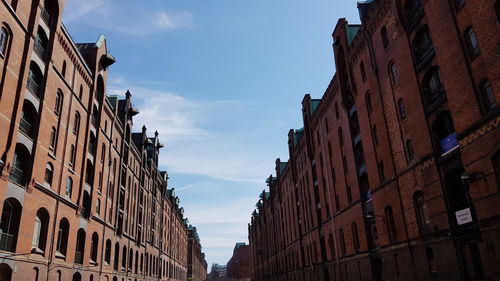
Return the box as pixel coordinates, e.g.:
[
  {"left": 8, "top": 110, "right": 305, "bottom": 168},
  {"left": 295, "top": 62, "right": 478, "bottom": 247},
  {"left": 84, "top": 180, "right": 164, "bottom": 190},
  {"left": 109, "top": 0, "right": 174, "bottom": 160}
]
[
  {"left": 63, "top": 0, "right": 107, "bottom": 22},
  {"left": 154, "top": 11, "right": 194, "bottom": 30}
]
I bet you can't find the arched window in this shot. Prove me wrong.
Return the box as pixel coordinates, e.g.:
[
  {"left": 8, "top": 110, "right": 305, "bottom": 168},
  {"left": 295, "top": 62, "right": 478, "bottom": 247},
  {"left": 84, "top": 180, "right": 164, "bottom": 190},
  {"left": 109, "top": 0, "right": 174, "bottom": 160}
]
[
  {"left": 406, "top": 140, "right": 415, "bottom": 161},
  {"left": 61, "top": 61, "right": 67, "bottom": 78},
  {"left": 328, "top": 234, "right": 335, "bottom": 259},
  {"left": 27, "top": 62, "right": 43, "bottom": 97},
  {"left": 389, "top": 62, "right": 399, "bottom": 86},
  {"left": 89, "top": 133, "right": 96, "bottom": 156},
  {"left": 49, "top": 127, "right": 56, "bottom": 150},
  {"left": 0, "top": 198, "right": 22, "bottom": 252},
  {"left": 85, "top": 159, "right": 94, "bottom": 184},
  {"left": 44, "top": 162, "right": 54, "bottom": 186},
  {"left": 74, "top": 229, "right": 85, "bottom": 264},
  {"left": 350, "top": 112, "right": 360, "bottom": 137},
  {"left": 101, "top": 144, "right": 106, "bottom": 163},
  {"left": 34, "top": 267, "right": 39, "bottom": 281},
  {"left": 122, "top": 246, "right": 127, "bottom": 270},
  {"left": 398, "top": 99, "right": 407, "bottom": 120},
  {"left": 72, "top": 272, "right": 81, "bottom": 281},
  {"left": 54, "top": 91, "right": 63, "bottom": 115},
  {"left": 90, "top": 232, "right": 98, "bottom": 262},
  {"left": 432, "top": 111, "right": 457, "bottom": 155},
  {"left": 354, "top": 142, "right": 365, "bottom": 167},
  {"left": 20, "top": 101, "right": 37, "bottom": 138},
  {"left": 114, "top": 243, "right": 120, "bottom": 270},
  {"left": 82, "top": 191, "right": 91, "bottom": 218},
  {"left": 351, "top": 223, "right": 360, "bottom": 251},
  {"left": 366, "top": 91, "right": 373, "bottom": 113},
  {"left": 360, "top": 61, "right": 367, "bottom": 82},
  {"left": 413, "top": 191, "right": 430, "bottom": 232},
  {"left": 9, "top": 144, "right": 30, "bottom": 185},
  {"left": 385, "top": 206, "right": 397, "bottom": 241},
  {"left": 423, "top": 67, "right": 445, "bottom": 109},
  {"left": 381, "top": 26, "right": 389, "bottom": 49},
  {"left": 73, "top": 112, "right": 80, "bottom": 134},
  {"left": 105, "top": 239, "right": 111, "bottom": 264},
  {"left": 339, "top": 229, "right": 346, "bottom": 256},
  {"left": 479, "top": 80, "right": 496, "bottom": 112},
  {"left": 129, "top": 248, "right": 133, "bottom": 271},
  {"left": 413, "top": 26, "right": 434, "bottom": 66},
  {"left": 465, "top": 26, "right": 480, "bottom": 58},
  {"left": 405, "top": 0, "right": 424, "bottom": 28},
  {"left": 34, "top": 28, "right": 48, "bottom": 60},
  {"left": 91, "top": 105, "right": 99, "bottom": 127},
  {"left": 65, "top": 177, "right": 73, "bottom": 198},
  {"left": 56, "top": 218, "right": 69, "bottom": 256},
  {"left": 0, "top": 27, "right": 9, "bottom": 56},
  {"left": 32, "top": 208, "right": 49, "bottom": 254}
]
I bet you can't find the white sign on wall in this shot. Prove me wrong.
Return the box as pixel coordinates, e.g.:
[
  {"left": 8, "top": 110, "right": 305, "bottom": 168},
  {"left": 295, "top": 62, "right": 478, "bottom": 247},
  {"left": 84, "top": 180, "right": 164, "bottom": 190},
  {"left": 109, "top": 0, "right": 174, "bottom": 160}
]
[{"left": 455, "top": 208, "right": 473, "bottom": 225}]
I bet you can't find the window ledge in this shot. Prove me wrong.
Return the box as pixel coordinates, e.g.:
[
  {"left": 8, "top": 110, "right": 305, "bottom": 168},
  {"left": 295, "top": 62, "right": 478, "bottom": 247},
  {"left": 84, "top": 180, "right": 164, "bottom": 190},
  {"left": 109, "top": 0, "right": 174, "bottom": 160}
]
[
  {"left": 55, "top": 251, "right": 66, "bottom": 259},
  {"left": 48, "top": 151, "right": 56, "bottom": 160}
]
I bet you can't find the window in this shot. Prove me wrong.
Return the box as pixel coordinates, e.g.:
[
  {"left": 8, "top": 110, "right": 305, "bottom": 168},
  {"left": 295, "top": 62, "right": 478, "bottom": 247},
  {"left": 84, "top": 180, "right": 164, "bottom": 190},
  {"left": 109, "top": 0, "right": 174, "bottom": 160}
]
[
  {"left": 54, "top": 91, "right": 63, "bottom": 115},
  {"left": 398, "top": 99, "right": 407, "bottom": 120},
  {"left": 372, "top": 125, "right": 379, "bottom": 146},
  {"left": 351, "top": 223, "right": 360, "bottom": 251},
  {"left": 49, "top": 127, "right": 56, "bottom": 150},
  {"left": 82, "top": 191, "right": 91, "bottom": 218},
  {"left": 62, "top": 61, "right": 67, "bottom": 78},
  {"left": 496, "top": 0, "right": 500, "bottom": 22},
  {"left": 324, "top": 118, "right": 329, "bottom": 134},
  {"left": 413, "top": 26, "right": 434, "bottom": 67},
  {"left": 389, "top": 62, "right": 399, "bottom": 86},
  {"left": 32, "top": 208, "right": 49, "bottom": 254},
  {"left": 0, "top": 198, "right": 22, "bottom": 252},
  {"left": 105, "top": 240, "right": 111, "bottom": 264},
  {"left": 405, "top": 0, "right": 424, "bottom": 28},
  {"left": 122, "top": 246, "right": 127, "bottom": 270},
  {"left": 479, "top": 80, "right": 496, "bottom": 112},
  {"left": 44, "top": 163, "right": 53, "bottom": 186},
  {"left": 114, "top": 243, "right": 120, "bottom": 270},
  {"left": 385, "top": 206, "right": 397, "bottom": 241},
  {"left": 328, "top": 234, "right": 335, "bottom": 259},
  {"left": 65, "top": 177, "right": 72, "bottom": 198},
  {"left": 96, "top": 199, "right": 101, "bottom": 216},
  {"left": 347, "top": 185, "right": 352, "bottom": 204},
  {"left": 339, "top": 229, "right": 346, "bottom": 256},
  {"left": 366, "top": 91, "right": 373, "bottom": 113},
  {"left": 90, "top": 232, "right": 98, "bottom": 262},
  {"left": 338, "top": 127, "right": 344, "bottom": 146},
  {"left": 423, "top": 67, "right": 445, "bottom": 109},
  {"left": 27, "top": 62, "right": 43, "bottom": 97},
  {"left": 9, "top": 145, "right": 30, "bottom": 185},
  {"left": 360, "top": 61, "right": 367, "bottom": 82},
  {"left": 89, "top": 133, "right": 96, "bottom": 156},
  {"left": 379, "top": 161, "right": 385, "bottom": 182},
  {"left": 20, "top": 101, "right": 37, "bottom": 138},
  {"left": 73, "top": 112, "right": 80, "bottom": 134},
  {"left": 74, "top": 229, "right": 85, "bottom": 264},
  {"left": 413, "top": 191, "right": 430, "bottom": 231},
  {"left": 69, "top": 145, "right": 75, "bottom": 167},
  {"left": 78, "top": 85, "right": 83, "bottom": 100},
  {"left": 335, "top": 102, "right": 339, "bottom": 119},
  {"left": 455, "top": 0, "right": 465, "bottom": 9},
  {"left": 34, "top": 28, "right": 48, "bottom": 60},
  {"left": 101, "top": 144, "right": 106, "bottom": 163},
  {"left": 56, "top": 218, "right": 69, "bottom": 256},
  {"left": 494, "top": 152, "right": 500, "bottom": 187},
  {"left": 381, "top": 26, "right": 389, "bottom": 49},
  {"left": 0, "top": 27, "right": 9, "bottom": 56},
  {"left": 406, "top": 140, "right": 415, "bottom": 161},
  {"left": 465, "top": 26, "right": 480, "bottom": 58}
]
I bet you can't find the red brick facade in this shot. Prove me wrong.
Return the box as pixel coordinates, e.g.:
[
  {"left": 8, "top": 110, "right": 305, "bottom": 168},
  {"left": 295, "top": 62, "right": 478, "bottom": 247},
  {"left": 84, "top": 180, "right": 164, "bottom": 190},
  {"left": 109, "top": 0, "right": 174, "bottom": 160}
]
[
  {"left": 187, "top": 226, "right": 207, "bottom": 281},
  {"left": 0, "top": 1, "right": 196, "bottom": 280},
  {"left": 226, "top": 243, "right": 250, "bottom": 280},
  {"left": 249, "top": 0, "right": 500, "bottom": 281}
]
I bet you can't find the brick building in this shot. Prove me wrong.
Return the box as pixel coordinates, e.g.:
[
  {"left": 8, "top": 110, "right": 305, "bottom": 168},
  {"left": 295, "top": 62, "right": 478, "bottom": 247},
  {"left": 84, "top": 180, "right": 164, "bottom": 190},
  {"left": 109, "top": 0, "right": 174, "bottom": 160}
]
[
  {"left": 226, "top": 243, "right": 250, "bottom": 281},
  {"left": 249, "top": 0, "right": 500, "bottom": 281},
  {"left": 0, "top": 0, "right": 199, "bottom": 280},
  {"left": 187, "top": 225, "right": 207, "bottom": 281}
]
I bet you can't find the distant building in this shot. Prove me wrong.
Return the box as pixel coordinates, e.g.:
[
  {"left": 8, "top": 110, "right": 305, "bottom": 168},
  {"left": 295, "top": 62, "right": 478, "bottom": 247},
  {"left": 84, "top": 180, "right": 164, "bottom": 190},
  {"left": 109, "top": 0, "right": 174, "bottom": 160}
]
[
  {"left": 209, "top": 263, "right": 227, "bottom": 278},
  {"left": 227, "top": 243, "right": 251, "bottom": 280}
]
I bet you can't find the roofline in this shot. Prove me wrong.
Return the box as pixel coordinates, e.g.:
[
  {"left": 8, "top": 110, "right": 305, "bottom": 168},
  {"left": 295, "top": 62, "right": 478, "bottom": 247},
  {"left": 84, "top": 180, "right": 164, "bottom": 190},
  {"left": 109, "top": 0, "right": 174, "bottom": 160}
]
[{"left": 60, "top": 23, "right": 93, "bottom": 76}]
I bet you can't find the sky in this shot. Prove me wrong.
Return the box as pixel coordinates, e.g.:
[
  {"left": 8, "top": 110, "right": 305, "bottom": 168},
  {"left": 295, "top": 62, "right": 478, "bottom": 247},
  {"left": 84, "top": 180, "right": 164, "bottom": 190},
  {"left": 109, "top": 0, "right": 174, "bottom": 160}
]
[{"left": 63, "top": 0, "right": 360, "bottom": 267}]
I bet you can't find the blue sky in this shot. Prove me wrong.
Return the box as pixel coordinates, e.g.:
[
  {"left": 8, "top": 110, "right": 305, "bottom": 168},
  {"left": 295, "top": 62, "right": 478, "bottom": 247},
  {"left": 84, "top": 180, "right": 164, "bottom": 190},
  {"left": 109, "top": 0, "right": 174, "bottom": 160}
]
[{"left": 63, "top": 0, "right": 360, "bottom": 267}]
